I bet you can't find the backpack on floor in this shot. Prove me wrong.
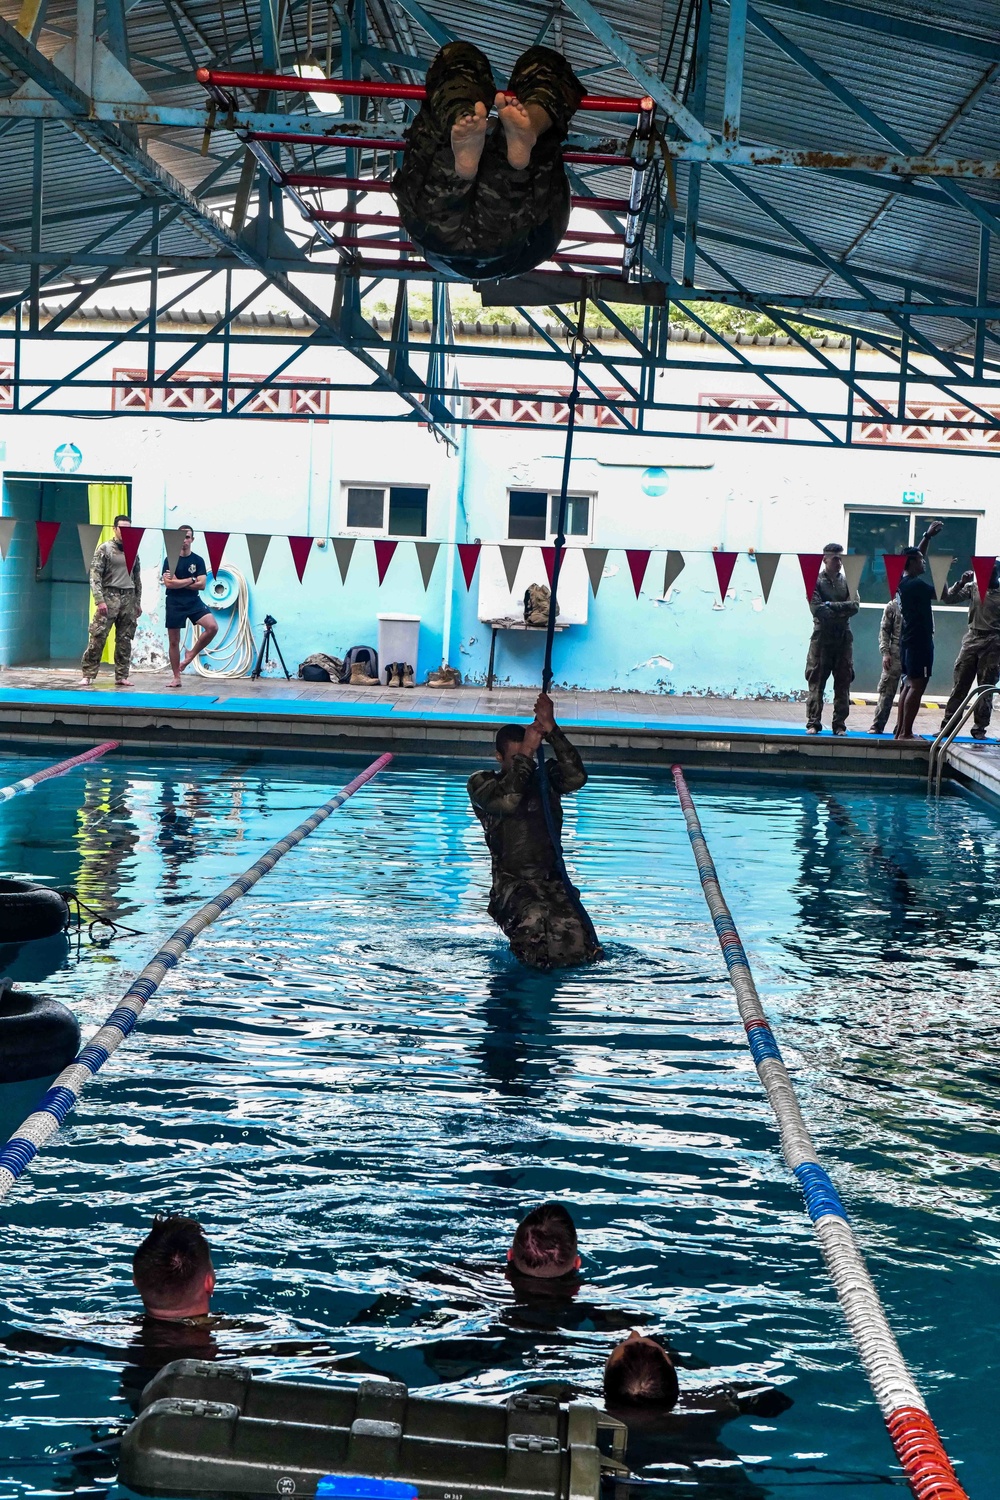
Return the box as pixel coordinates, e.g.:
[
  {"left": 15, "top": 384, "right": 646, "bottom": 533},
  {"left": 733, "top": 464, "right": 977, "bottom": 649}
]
[
  {"left": 299, "top": 652, "right": 344, "bottom": 683},
  {"left": 339, "top": 645, "right": 379, "bottom": 683},
  {"left": 524, "top": 582, "right": 559, "bottom": 628}
]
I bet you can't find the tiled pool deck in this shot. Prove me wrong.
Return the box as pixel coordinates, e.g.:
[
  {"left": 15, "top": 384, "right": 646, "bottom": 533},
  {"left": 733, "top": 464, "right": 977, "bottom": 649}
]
[{"left": 3, "top": 665, "right": 998, "bottom": 800}]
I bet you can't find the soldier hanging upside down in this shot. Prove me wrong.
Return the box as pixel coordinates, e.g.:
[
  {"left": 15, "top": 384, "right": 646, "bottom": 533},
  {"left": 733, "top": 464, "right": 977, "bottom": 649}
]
[
  {"left": 393, "top": 41, "right": 585, "bottom": 283},
  {"left": 468, "top": 693, "right": 603, "bottom": 971}
]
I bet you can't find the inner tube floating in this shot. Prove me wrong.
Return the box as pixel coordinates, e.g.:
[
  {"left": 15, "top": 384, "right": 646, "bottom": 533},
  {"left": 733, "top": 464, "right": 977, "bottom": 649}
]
[
  {"left": 0, "top": 978, "right": 80, "bottom": 1083},
  {"left": 0, "top": 879, "right": 69, "bottom": 944},
  {"left": 206, "top": 567, "right": 239, "bottom": 610}
]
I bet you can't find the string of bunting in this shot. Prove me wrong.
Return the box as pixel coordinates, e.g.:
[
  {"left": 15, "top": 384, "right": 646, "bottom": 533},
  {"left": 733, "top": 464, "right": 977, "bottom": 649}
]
[{"left": 3, "top": 521, "right": 992, "bottom": 604}]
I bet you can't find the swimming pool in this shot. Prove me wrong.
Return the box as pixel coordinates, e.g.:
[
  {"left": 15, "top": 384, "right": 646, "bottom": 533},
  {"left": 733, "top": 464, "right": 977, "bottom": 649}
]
[{"left": 1, "top": 750, "right": 997, "bottom": 1499}]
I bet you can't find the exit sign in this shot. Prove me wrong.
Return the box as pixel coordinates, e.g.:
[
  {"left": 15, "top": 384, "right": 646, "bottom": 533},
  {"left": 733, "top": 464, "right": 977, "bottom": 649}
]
[{"left": 902, "top": 489, "right": 924, "bottom": 505}]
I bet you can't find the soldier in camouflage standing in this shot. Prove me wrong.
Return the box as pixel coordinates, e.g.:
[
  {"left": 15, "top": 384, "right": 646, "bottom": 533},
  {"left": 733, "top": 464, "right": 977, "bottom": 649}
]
[
  {"left": 804, "top": 543, "right": 859, "bottom": 735},
  {"left": 393, "top": 41, "right": 584, "bottom": 282},
  {"left": 868, "top": 594, "right": 902, "bottom": 735},
  {"left": 77, "top": 514, "right": 142, "bottom": 689},
  {"left": 939, "top": 559, "right": 1000, "bottom": 739},
  {"left": 468, "top": 692, "right": 602, "bottom": 971}
]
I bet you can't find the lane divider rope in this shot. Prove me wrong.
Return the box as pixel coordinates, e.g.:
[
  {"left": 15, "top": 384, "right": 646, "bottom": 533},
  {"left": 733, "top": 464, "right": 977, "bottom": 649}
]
[
  {"left": 671, "top": 764, "right": 968, "bottom": 1500},
  {"left": 0, "top": 740, "right": 121, "bottom": 803},
  {"left": 0, "top": 753, "right": 393, "bottom": 1204}
]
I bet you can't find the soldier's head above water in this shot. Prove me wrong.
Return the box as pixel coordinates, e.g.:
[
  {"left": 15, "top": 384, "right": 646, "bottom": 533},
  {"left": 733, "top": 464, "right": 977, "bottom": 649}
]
[
  {"left": 494, "top": 694, "right": 558, "bottom": 764},
  {"left": 508, "top": 1201, "right": 581, "bottom": 1279},
  {"left": 604, "top": 1331, "right": 680, "bottom": 1411},
  {"left": 133, "top": 1214, "right": 215, "bottom": 1321}
]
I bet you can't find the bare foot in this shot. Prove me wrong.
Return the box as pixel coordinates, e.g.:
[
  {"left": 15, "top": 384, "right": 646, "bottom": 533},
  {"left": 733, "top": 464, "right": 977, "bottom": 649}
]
[
  {"left": 168, "top": 676, "right": 182, "bottom": 688},
  {"left": 116, "top": 679, "right": 134, "bottom": 689},
  {"left": 497, "top": 92, "right": 550, "bottom": 169},
  {"left": 451, "top": 101, "right": 489, "bottom": 180},
  {"left": 77, "top": 677, "right": 93, "bottom": 690}
]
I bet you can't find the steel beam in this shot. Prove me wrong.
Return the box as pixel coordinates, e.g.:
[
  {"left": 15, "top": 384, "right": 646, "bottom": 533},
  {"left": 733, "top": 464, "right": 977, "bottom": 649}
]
[{"left": 722, "top": 0, "right": 747, "bottom": 143}]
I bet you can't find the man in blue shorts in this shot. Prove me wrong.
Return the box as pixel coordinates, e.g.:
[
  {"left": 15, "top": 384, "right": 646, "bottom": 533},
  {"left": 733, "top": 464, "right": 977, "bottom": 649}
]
[
  {"left": 162, "top": 526, "right": 217, "bottom": 687},
  {"left": 894, "top": 519, "right": 943, "bottom": 740}
]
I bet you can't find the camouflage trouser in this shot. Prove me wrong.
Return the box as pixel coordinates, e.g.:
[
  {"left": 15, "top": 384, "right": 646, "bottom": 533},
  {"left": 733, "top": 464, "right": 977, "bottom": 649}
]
[
  {"left": 942, "top": 640, "right": 1000, "bottom": 733},
  {"left": 80, "top": 586, "right": 139, "bottom": 681},
  {"left": 871, "top": 658, "right": 901, "bottom": 733},
  {"left": 805, "top": 633, "right": 854, "bottom": 732},
  {"left": 489, "top": 870, "right": 601, "bottom": 971},
  {"left": 393, "top": 42, "right": 583, "bottom": 280}
]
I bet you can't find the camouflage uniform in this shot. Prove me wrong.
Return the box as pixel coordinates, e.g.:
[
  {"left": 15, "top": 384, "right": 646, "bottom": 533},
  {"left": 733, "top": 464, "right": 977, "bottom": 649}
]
[
  {"left": 940, "top": 577, "right": 1000, "bottom": 735},
  {"left": 871, "top": 597, "right": 902, "bottom": 733},
  {"left": 393, "top": 42, "right": 584, "bottom": 282},
  {"left": 468, "top": 726, "right": 601, "bottom": 970},
  {"left": 80, "top": 539, "right": 142, "bottom": 683},
  {"left": 805, "top": 569, "right": 859, "bottom": 732}
]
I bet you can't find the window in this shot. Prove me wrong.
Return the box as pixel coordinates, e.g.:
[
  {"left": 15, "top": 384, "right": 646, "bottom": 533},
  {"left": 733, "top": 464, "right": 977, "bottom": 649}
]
[
  {"left": 344, "top": 485, "right": 428, "bottom": 536},
  {"left": 508, "top": 489, "right": 593, "bottom": 542},
  {"left": 846, "top": 510, "right": 978, "bottom": 602}
]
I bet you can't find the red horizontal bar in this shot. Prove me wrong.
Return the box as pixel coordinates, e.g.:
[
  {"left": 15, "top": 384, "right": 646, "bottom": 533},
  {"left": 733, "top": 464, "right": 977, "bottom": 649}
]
[
  {"left": 563, "top": 151, "right": 632, "bottom": 165},
  {"left": 312, "top": 210, "right": 404, "bottom": 225},
  {"left": 198, "top": 68, "right": 651, "bottom": 112},
  {"left": 286, "top": 173, "right": 629, "bottom": 211},
  {"left": 551, "top": 252, "right": 623, "bottom": 266}
]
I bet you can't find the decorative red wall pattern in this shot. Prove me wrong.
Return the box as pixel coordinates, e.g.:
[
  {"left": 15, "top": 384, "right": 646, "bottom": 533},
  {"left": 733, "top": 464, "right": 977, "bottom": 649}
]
[
  {"left": 466, "top": 386, "right": 635, "bottom": 428},
  {"left": 0, "top": 364, "right": 13, "bottom": 409},
  {"left": 111, "top": 369, "right": 330, "bottom": 417},
  {"left": 697, "top": 394, "right": 788, "bottom": 438},
  {"left": 856, "top": 401, "right": 1000, "bottom": 448}
]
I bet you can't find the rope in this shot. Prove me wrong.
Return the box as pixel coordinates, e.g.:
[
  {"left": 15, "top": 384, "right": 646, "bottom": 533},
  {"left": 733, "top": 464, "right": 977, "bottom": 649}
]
[
  {"left": 0, "top": 741, "right": 120, "bottom": 804},
  {"left": 188, "top": 565, "right": 257, "bottom": 678},
  {"left": 0, "top": 753, "right": 393, "bottom": 1205},
  {"left": 670, "top": 764, "right": 968, "bottom": 1500}
]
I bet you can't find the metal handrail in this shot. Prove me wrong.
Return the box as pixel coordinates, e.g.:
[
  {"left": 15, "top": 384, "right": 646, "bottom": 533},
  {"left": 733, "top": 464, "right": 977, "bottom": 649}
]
[{"left": 927, "top": 683, "right": 1000, "bottom": 795}]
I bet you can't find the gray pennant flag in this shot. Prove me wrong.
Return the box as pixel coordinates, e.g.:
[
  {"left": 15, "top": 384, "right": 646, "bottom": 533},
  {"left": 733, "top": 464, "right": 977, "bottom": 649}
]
[
  {"left": 332, "top": 537, "right": 355, "bottom": 584},
  {"left": 0, "top": 516, "right": 16, "bottom": 560},
  {"left": 841, "top": 551, "right": 866, "bottom": 600},
  {"left": 415, "top": 541, "right": 440, "bottom": 590},
  {"left": 499, "top": 545, "right": 523, "bottom": 593},
  {"left": 928, "top": 552, "right": 954, "bottom": 600},
  {"left": 244, "top": 533, "right": 272, "bottom": 584},
  {"left": 584, "top": 548, "right": 609, "bottom": 596},
  {"left": 754, "top": 551, "right": 781, "bottom": 603},
  {"left": 662, "top": 550, "right": 685, "bottom": 594},
  {"left": 78, "top": 523, "right": 105, "bottom": 572},
  {"left": 161, "top": 527, "right": 187, "bottom": 571}
]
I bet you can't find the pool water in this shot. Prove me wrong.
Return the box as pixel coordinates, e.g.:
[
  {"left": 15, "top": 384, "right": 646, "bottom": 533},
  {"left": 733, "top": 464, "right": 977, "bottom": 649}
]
[{"left": 1, "top": 751, "right": 998, "bottom": 1500}]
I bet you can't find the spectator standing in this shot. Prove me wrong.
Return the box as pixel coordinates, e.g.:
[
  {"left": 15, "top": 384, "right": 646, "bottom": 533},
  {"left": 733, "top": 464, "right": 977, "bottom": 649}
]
[
  {"left": 77, "top": 514, "right": 141, "bottom": 689},
  {"left": 893, "top": 520, "right": 944, "bottom": 740},
  {"left": 804, "top": 543, "right": 859, "bottom": 735},
  {"left": 162, "top": 526, "right": 218, "bottom": 688},
  {"left": 868, "top": 596, "right": 902, "bottom": 735},
  {"left": 939, "top": 559, "right": 1000, "bottom": 739}
]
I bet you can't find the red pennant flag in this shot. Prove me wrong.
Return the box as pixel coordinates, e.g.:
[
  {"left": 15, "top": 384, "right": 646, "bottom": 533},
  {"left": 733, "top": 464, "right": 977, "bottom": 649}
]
[
  {"left": 374, "top": 539, "right": 398, "bottom": 585},
  {"left": 118, "top": 524, "right": 144, "bottom": 573},
  {"left": 541, "top": 546, "right": 556, "bottom": 586},
  {"left": 35, "top": 521, "right": 60, "bottom": 570},
  {"left": 625, "top": 549, "right": 651, "bottom": 597},
  {"left": 882, "top": 553, "right": 907, "bottom": 598},
  {"left": 288, "top": 535, "right": 313, "bottom": 582},
  {"left": 798, "top": 553, "right": 825, "bottom": 601},
  {"left": 972, "top": 555, "right": 998, "bottom": 599},
  {"left": 458, "top": 542, "right": 481, "bottom": 590},
  {"left": 203, "top": 530, "right": 229, "bottom": 577},
  {"left": 712, "top": 550, "right": 738, "bottom": 601}
]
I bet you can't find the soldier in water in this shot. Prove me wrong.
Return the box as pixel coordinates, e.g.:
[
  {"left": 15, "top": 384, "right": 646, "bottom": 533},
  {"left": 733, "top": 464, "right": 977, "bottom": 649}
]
[{"left": 468, "top": 693, "right": 602, "bottom": 970}]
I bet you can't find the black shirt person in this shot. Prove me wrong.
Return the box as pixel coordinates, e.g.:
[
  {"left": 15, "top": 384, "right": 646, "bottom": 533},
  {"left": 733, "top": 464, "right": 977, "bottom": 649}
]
[
  {"left": 162, "top": 526, "right": 218, "bottom": 687},
  {"left": 893, "top": 520, "right": 943, "bottom": 740}
]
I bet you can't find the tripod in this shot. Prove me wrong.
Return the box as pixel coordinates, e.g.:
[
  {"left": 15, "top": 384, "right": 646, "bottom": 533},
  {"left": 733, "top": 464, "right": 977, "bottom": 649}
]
[{"left": 250, "top": 613, "right": 290, "bottom": 680}]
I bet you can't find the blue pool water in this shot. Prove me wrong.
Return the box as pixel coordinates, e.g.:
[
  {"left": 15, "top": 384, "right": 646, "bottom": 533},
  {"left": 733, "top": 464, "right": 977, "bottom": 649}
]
[{"left": 0, "top": 751, "right": 998, "bottom": 1499}]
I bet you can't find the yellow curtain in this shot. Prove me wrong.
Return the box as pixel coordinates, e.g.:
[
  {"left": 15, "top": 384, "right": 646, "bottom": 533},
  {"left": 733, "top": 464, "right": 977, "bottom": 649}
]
[{"left": 88, "top": 483, "right": 129, "bottom": 663}]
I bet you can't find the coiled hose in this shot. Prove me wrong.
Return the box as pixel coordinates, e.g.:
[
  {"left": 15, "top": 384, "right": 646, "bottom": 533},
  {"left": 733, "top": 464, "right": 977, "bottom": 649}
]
[{"left": 186, "top": 566, "right": 257, "bottom": 678}]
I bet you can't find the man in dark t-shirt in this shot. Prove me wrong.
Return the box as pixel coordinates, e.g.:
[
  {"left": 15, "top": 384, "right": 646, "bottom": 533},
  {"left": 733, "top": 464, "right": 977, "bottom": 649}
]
[
  {"left": 894, "top": 519, "right": 943, "bottom": 740},
  {"left": 162, "top": 525, "right": 218, "bottom": 687}
]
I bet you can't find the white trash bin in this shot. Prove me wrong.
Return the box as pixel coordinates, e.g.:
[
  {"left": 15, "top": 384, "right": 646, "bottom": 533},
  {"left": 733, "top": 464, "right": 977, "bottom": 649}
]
[{"left": 378, "top": 613, "right": 421, "bottom": 677}]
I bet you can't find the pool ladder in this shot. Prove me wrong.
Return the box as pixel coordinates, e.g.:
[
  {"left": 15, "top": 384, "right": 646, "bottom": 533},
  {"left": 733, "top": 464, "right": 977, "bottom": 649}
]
[{"left": 927, "top": 682, "right": 1000, "bottom": 796}]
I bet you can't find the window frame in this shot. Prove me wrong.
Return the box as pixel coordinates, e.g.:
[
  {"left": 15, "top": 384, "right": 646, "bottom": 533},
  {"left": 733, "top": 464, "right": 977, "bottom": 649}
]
[
  {"left": 844, "top": 505, "right": 983, "bottom": 610},
  {"left": 341, "top": 482, "right": 430, "bottom": 538},
  {"left": 506, "top": 487, "right": 596, "bottom": 545}
]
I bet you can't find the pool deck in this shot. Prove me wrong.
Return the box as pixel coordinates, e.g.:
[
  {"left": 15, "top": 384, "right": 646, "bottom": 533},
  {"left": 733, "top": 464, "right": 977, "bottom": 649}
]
[{"left": 3, "top": 664, "right": 998, "bottom": 795}]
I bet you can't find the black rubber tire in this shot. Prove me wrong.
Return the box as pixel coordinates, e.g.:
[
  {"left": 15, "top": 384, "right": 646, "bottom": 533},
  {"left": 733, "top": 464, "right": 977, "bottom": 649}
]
[
  {"left": 0, "top": 980, "right": 80, "bottom": 1083},
  {"left": 0, "top": 880, "right": 69, "bottom": 944}
]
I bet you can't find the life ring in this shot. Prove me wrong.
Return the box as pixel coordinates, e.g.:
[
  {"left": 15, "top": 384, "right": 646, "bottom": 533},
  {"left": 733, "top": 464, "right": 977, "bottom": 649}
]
[
  {"left": 0, "top": 879, "right": 70, "bottom": 944},
  {"left": 206, "top": 567, "right": 240, "bottom": 611},
  {"left": 0, "top": 979, "right": 80, "bottom": 1083}
]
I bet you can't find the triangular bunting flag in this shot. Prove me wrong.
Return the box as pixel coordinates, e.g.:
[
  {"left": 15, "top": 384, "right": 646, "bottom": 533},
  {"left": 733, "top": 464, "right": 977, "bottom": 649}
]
[
  {"left": 118, "top": 524, "right": 144, "bottom": 573},
  {"left": 245, "top": 534, "right": 271, "bottom": 583},
  {"left": 841, "top": 552, "right": 866, "bottom": 599},
  {"left": 35, "top": 521, "right": 60, "bottom": 571},
  {"left": 927, "top": 553, "right": 953, "bottom": 600},
  {"left": 331, "top": 537, "right": 355, "bottom": 584},
  {"left": 798, "top": 553, "right": 825, "bottom": 601},
  {"left": 162, "top": 528, "right": 187, "bottom": 571},
  {"left": 541, "top": 546, "right": 556, "bottom": 586},
  {"left": 415, "top": 541, "right": 440, "bottom": 590},
  {"left": 203, "top": 530, "right": 229, "bottom": 577},
  {"left": 77, "top": 523, "right": 104, "bottom": 572},
  {"left": 753, "top": 552, "right": 780, "bottom": 603},
  {"left": 972, "top": 554, "right": 998, "bottom": 599},
  {"left": 626, "top": 549, "right": 651, "bottom": 597},
  {"left": 499, "top": 545, "right": 523, "bottom": 593},
  {"left": 662, "top": 550, "right": 685, "bottom": 595},
  {"left": 374, "top": 539, "right": 398, "bottom": 585},
  {"left": 585, "top": 548, "right": 609, "bottom": 596},
  {"left": 712, "top": 550, "right": 738, "bottom": 601},
  {"left": 882, "top": 553, "right": 907, "bottom": 598},
  {"left": 0, "top": 517, "right": 15, "bottom": 560},
  {"left": 457, "top": 542, "right": 481, "bottom": 590},
  {"left": 288, "top": 535, "right": 313, "bottom": 583}
]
